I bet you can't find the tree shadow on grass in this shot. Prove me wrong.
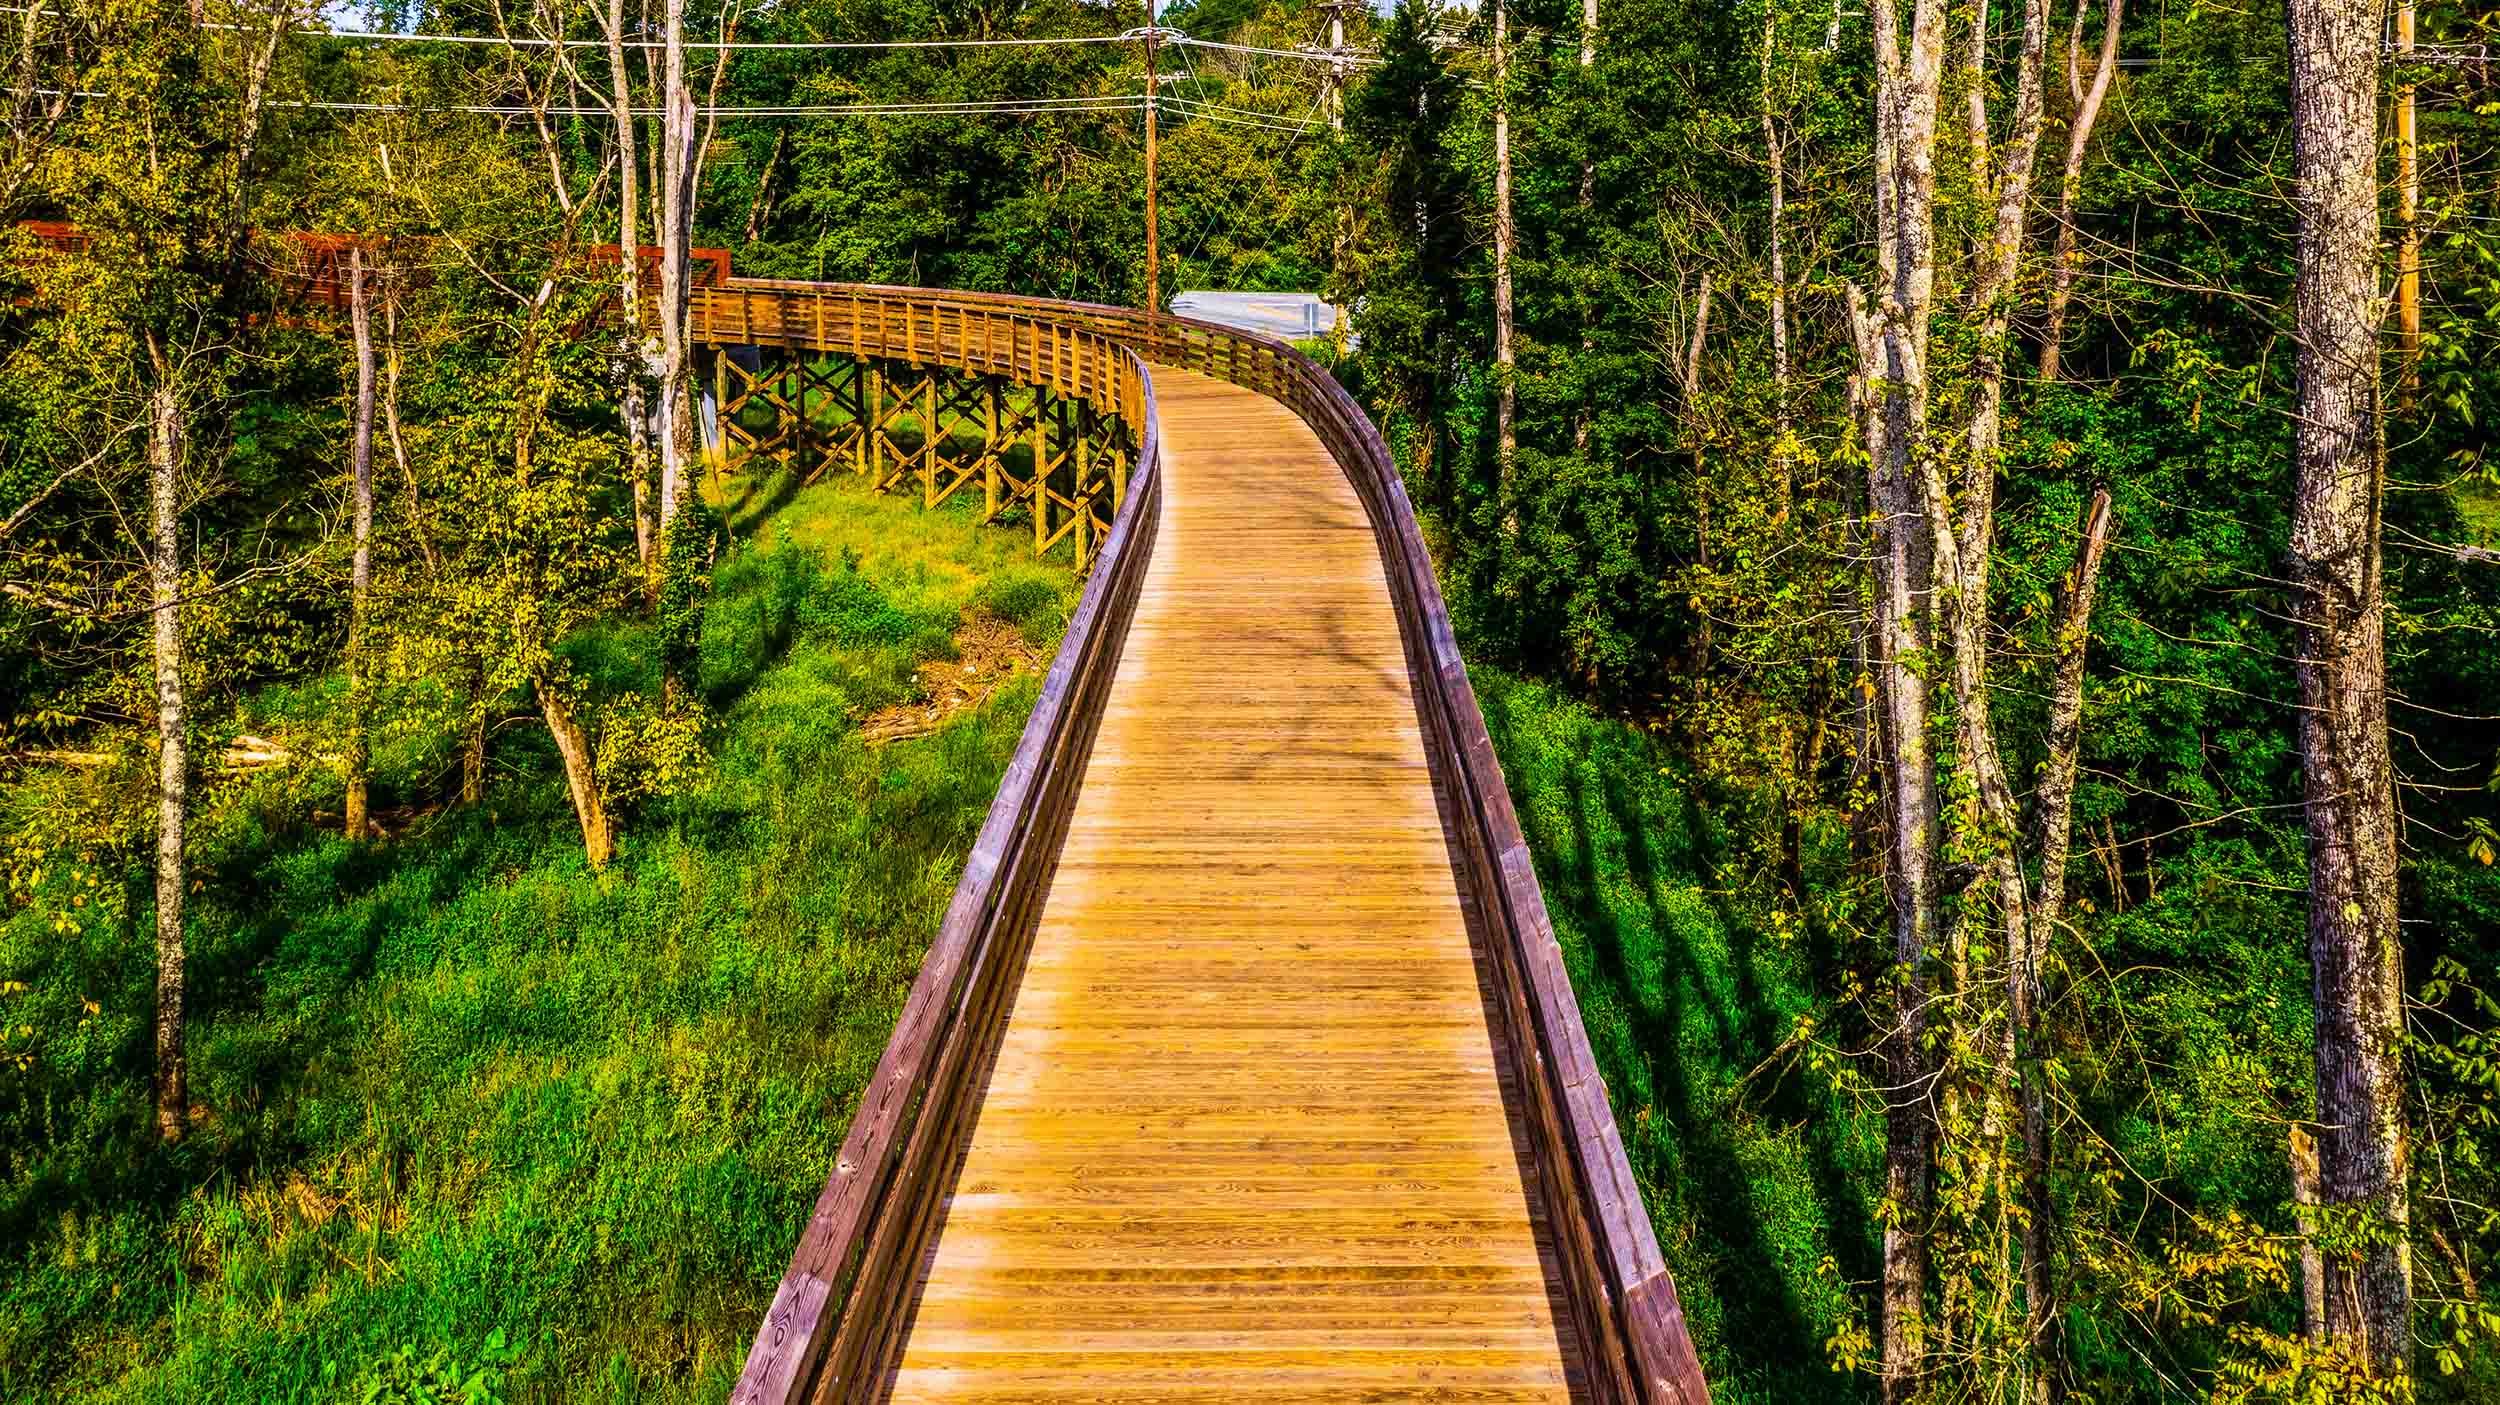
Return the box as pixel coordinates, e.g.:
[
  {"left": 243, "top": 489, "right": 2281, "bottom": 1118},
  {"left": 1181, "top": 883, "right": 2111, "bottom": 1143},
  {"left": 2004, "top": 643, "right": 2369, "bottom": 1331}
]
[{"left": 1478, "top": 675, "right": 1871, "bottom": 1404}]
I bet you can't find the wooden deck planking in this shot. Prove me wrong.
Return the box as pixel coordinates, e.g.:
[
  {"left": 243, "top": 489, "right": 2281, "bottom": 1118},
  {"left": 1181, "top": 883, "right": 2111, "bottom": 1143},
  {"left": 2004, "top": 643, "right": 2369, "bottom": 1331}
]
[{"left": 882, "top": 369, "right": 1576, "bottom": 1402}]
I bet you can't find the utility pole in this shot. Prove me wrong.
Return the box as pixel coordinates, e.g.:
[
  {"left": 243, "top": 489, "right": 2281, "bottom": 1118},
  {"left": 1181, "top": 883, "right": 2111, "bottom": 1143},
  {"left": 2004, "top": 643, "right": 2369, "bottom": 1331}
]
[
  {"left": 1316, "top": 0, "right": 1358, "bottom": 131},
  {"left": 1493, "top": 0, "right": 1516, "bottom": 514},
  {"left": 2396, "top": 0, "right": 2420, "bottom": 402},
  {"left": 1144, "top": 11, "right": 1161, "bottom": 314}
]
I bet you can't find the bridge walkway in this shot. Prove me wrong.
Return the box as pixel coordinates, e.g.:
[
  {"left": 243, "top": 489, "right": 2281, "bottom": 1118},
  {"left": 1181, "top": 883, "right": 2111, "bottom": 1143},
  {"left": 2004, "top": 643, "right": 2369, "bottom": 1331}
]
[{"left": 883, "top": 368, "right": 1578, "bottom": 1401}]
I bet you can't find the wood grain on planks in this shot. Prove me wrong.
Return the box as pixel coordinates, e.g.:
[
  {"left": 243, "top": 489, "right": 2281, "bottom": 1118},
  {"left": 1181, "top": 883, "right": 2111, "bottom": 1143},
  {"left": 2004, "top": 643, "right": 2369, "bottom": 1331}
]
[{"left": 883, "top": 369, "right": 1577, "bottom": 1403}]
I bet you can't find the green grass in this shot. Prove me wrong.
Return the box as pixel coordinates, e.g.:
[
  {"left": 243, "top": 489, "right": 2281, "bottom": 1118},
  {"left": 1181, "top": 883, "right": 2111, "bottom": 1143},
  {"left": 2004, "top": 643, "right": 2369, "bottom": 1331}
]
[
  {"left": 2459, "top": 476, "right": 2500, "bottom": 549},
  {"left": 0, "top": 469, "right": 1079, "bottom": 1403},
  {"left": 2, "top": 441, "right": 1859, "bottom": 1401},
  {"left": 1473, "top": 667, "right": 1877, "bottom": 1404}
]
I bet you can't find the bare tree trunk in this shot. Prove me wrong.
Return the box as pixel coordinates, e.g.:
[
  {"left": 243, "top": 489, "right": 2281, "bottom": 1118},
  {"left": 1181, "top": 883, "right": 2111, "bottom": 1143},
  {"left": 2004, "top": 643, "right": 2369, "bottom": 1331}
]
[
  {"left": 1928, "top": 0, "right": 2054, "bottom": 1379},
  {"left": 1492, "top": 0, "right": 1516, "bottom": 527},
  {"left": 742, "top": 126, "right": 786, "bottom": 245},
  {"left": 596, "top": 0, "right": 661, "bottom": 603},
  {"left": 2286, "top": 0, "right": 2410, "bottom": 1373},
  {"left": 1681, "top": 273, "right": 1716, "bottom": 679},
  {"left": 1579, "top": 0, "right": 1597, "bottom": 204},
  {"left": 2038, "top": 0, "right": 2124, "bottom": 383},
  {"left": 656, "top": 0, "right": 699, "bottom": 537},
  {"left": 2291, "top": 1125, "right": 2330, "bottom": 1339},
  {"left": 1761, "top": 5, "right": 1791, "bottom": 516},
  {"left": 2012, "top": 486, "right": 2113, "bottom": 1403},
  {"left": 345, "top": 247, "right": 376, "bottom": 842},
  {"left": 2031, "top": 489, "right": 2113, "bottom": 932},
  {"left": 1856, "top": 0, "right": 1951, "bottom": 1386},
  {"left": 381, "top": 293, "right": 439, "bottom": 575},
  {"left": 148, "top": 377, "right": 188, "bottom": 1145},
  {"left": 461, "top": 679, "right": 487, "bottom": 807},
  {"left": 1572, "top": 0, "right": 1597, "bottom": 456},
  {"left": 536, "top": 674, "right": 613, "bottom": 868}
]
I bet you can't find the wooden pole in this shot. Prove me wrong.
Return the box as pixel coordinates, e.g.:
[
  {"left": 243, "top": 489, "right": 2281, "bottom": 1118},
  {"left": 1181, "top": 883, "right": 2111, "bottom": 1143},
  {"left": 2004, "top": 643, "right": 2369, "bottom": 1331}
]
[
  {"left": 1492, "top": 0, "right": 1516, "bottom": 522},
  {"left": 2395, "top": 0, "right": 2420, "bottom": 403},
  {"left": 1144, "top": 15, "right": 1160, "bottom": 314},
  {"left": 865, "top": 363, "right": 883, "bottom": 480},
  {"left": 1033, "top": 400, "right": 1051, "bottom": 556},
  {"left": 985, "top": 381, "right": 1001, "bottom": 520}
]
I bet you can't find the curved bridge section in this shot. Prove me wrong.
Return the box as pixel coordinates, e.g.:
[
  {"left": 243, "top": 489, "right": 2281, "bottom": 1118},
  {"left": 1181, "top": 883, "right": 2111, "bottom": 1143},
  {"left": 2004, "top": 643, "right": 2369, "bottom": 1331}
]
[{"left": 707, "top": 283, "right": 1709, "bottom": 1405}]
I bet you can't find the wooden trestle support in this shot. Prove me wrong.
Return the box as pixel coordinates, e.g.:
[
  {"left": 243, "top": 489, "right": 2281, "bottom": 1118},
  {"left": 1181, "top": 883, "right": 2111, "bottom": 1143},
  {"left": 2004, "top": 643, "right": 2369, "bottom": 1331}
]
[{"left": 708, "top": 346, "right": 1135, "bottom": 566}]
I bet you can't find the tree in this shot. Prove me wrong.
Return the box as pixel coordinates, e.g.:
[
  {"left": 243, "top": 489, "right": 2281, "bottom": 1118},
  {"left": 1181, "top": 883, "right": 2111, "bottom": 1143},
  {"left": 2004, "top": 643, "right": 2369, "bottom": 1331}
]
[
  {"left": 1345, "top": 0, "right": 1473, "bottom": 506},
  {"left": 343, "top": 246, "right": 377, "bottom": 842},
  {"left": 2036, "top": 0, "right": 2124, "bottom": 383},
  {"left": 2284, "top": 0, "right": 2411, "bottom": 1377},
  {"left": 9, "top": 0, "right": 295, "bottom": 1142}
]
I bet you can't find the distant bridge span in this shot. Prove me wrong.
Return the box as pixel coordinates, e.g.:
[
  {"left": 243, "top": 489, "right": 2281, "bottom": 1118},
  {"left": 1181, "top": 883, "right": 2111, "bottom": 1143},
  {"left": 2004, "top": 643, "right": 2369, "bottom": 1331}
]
[{"left": 702, "top": 280, "right": 1709, "bottom": 1405}]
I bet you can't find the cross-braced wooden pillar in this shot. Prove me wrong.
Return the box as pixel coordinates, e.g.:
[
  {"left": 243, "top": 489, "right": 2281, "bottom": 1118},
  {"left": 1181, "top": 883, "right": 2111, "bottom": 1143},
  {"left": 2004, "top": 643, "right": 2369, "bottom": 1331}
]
[{"left": 703, "top": 337, "right": 1143, "bottom": 571}]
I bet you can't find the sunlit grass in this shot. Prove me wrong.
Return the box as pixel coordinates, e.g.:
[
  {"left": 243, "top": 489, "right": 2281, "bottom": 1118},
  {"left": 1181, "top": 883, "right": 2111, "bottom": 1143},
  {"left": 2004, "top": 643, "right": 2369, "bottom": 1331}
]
[
  {"left": 0, "top": 466, "right": 1079, "bottom": 1403},
  {"left": 1473, "top": 667, "right": 1877, "bottom": 1404}
]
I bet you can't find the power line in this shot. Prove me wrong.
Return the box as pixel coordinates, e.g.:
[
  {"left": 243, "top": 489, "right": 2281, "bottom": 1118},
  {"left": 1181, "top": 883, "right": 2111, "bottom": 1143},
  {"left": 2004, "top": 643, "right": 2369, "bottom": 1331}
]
[
  {"left": 15, "top": 86, "right": 1321, "bottom": 128},
  {"left": 8, "top": 13, "right": 1381, "bottom": 64},
  {"left": 1176, "top": 34, "right": 1380, "bottom": 66},
  {"left": 12, "top": 86, "right": 1151, "bottom": 119},
  {"left": 309, "top": 25, "right": 1133, "bottom": 52},
  {"left": 0, "top": 9, "right": 1139, "bottom": 51}
]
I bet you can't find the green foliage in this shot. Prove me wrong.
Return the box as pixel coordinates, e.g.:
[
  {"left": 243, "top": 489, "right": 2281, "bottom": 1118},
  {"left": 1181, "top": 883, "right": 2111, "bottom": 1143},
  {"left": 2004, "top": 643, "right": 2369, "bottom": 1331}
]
[
  {"left": 658, "top": 499, "right": 728, "bottom": 691},
  {"left": 0, "top": 471, "right": 1064, "bottom": 1402},
  {"left": 337, "top": 1331, "right": 519, "bottom": 1405},
  {"left": 1476, "top": 666, "right": 1873, "bottom": 1402}
]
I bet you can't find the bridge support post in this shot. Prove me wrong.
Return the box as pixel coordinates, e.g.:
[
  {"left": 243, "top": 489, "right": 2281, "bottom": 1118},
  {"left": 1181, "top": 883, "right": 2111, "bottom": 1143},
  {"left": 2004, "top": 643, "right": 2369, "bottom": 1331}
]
[
  {"left": 705, "top": 350, "right": 727, "bottom": 475},
  {"left": 1073, "top": 413, "right": 1091, "bottom": 563},
  {"left": 862, "top": 362, "right": 882, "bottom": 481},
  {"left": 922, "top": 375, "right": 939, "bottom": 507},
  {"left": 983, "top": 381, "right": 1001, "bottom": 521},
  {"left": 790, "top": 350, "right": 808, "bottom": 483},
  {"left": 1031, "top": 400, "right": 1049, "bottom": 556}
]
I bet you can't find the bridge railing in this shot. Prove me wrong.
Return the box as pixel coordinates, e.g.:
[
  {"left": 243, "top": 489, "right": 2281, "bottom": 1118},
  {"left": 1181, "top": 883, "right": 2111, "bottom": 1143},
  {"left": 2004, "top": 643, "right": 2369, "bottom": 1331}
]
[
  {"left": 1139, "top": 305, "right": 1715, "bottom": 1405},
  {"left": 720, "top": 280, "right": 1707, "bottom": 1405},
  {"left": 729, "top": 321, "right": 1160, "bottom": 1405}
]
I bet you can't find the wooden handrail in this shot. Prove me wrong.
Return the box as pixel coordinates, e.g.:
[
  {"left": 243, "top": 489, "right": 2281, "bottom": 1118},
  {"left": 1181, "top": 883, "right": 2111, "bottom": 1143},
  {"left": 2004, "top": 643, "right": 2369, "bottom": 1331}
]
[
  {"left": 714, "top": 281, "right": 1710, "bottom": 1405},
  {"left": 730, "top": 334, "right": 1161, "bottom": 1405}
]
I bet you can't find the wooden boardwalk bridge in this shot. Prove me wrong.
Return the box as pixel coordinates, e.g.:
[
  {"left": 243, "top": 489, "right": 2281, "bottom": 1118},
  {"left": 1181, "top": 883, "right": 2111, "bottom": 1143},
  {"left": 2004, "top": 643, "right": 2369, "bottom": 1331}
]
[
  {"left": 7, "top": 220, "right": 1709, "bottom": 1402},
  {"left": 701, "top": 281, "right": 1710, "bottom": 1405}
]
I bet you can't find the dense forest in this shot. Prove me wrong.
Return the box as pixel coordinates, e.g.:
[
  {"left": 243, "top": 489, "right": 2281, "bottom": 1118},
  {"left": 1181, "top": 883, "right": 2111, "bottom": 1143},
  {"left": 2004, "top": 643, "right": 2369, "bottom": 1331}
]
[{"left": 1, "top": 0, "right": 2496, "bottom": 1399}]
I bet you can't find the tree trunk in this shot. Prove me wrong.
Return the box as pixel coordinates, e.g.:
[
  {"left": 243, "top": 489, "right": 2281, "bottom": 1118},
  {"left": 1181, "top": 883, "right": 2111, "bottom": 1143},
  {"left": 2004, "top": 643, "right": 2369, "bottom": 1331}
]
[
  {"left": 600, "top": 0, "right": 660, "bottom": 603},
  {"left": 2014, "top": 486, "right": 2113, "bottom": 1403},
  {"left": 1858, "top": 0, "right": 1951, "bottom": 1385},
  {"left": 535, "top": 674, "right": 613, "bottom": 869},
  {"left": 1579, "top": 0, "right": 1597, "bottom": 205},
  {"left": 1934, "top": 0, "right": 2055, "bottom": 1379},
  {"left": 461, "top": 695, "right": 486, "bottom": 806},
  {"left": 656, "top": 0, "right": 699, "bottom": 538},
  {"left": 2286, "top": 0, "right": 2410, "bottom": 1373},
  {"left": 1684, "top": 272, "right": 1715, "bottom": 676},
  {"left": 148, "top": 378, "right": 188, "bottom": 1145},
  {"left": 2039, "top": 0, "right": 2124, "bottom": 383},
  {"left": 742, "top": 126, "right": 787, "bottom": 245},
  {"left": 1572, "top": 0, "right": 1597, "bottom": 456},
  {"left": 381, "top": 294, "right": 439, "bottom": 575},
  {"left": 345, "top": 247, "right": 376, "bottom": 842},
  {"left": 1492, "top": 0, "right": 1516, "bottom": 526},
  {"left": 1761, "top": 6, "right": 1791, "bottom": 516}
]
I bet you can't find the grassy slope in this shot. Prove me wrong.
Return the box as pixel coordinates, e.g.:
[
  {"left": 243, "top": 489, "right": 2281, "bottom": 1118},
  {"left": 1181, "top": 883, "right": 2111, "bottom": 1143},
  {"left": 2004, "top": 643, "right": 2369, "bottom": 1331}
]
[
  {"left": 1473, "top": 668, "right": 1877, "bottom": 1404},
  {"left": 0, "top": 473, "right": 1078, "bottom": 1403}
]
